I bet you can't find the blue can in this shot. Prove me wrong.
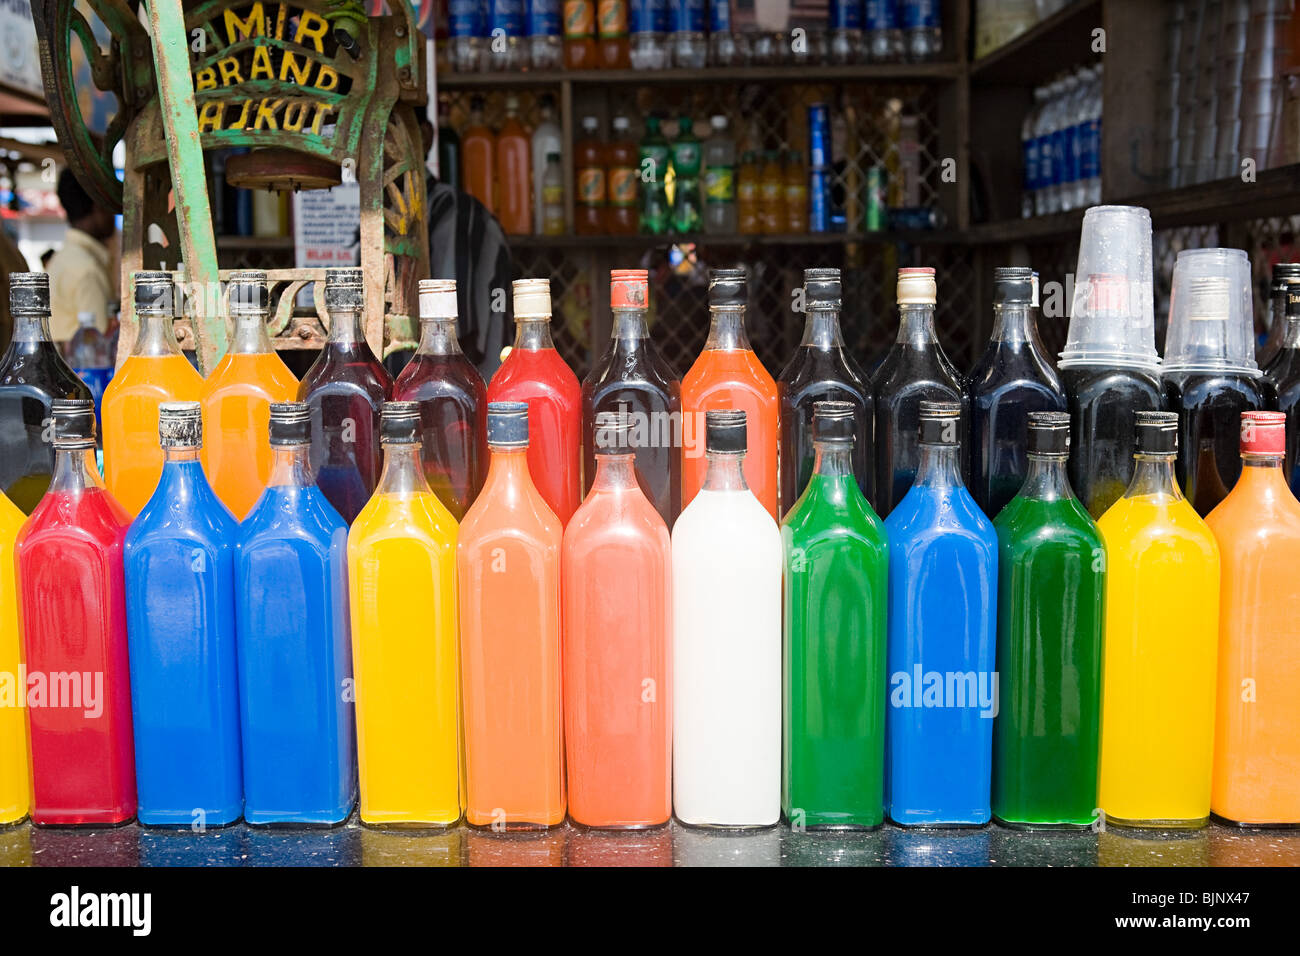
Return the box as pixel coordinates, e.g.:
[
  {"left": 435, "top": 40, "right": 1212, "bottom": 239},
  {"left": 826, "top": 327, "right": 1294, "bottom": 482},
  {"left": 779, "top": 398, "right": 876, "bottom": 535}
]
[
  {"left": 489, "top": 0, "right": 525, "bottom": 36},
  {"left": 830, "top": 0, "right": 862, "bottom": 30},
  {"left": 632, "top": 0, "right": 670, "bottom": 33},
  {"left": 672, "top": 0, "right": 706, "bottom": 33},
  {"left": 450, "top": 0, "right": 487, "bottom": 36},
  {"left": 527, "top": 0, "right": 560, "bottom": 36},
  {"left": 809, "top": 167, "right": 833, "bottom": 233},
  {"left": 901, "top": 0, "right": 939, "bottom": 29},
  {"left": 709, "top": 0, "right": 731, "bottom": 31},
  {"left": 808, "top": 103, "right": 831, "bottom": 168},
  {"left": 866, "top": 0, "right": 898, "bottom": 29}
]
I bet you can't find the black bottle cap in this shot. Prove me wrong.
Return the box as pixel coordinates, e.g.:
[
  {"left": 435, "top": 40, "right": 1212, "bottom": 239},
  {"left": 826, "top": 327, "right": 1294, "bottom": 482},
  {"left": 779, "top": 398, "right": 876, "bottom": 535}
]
[
  {"left": 917, "top": 400, "right": 962, "bottom": 446},
  {"left": 269, "top": 402, "right": 312, "bottom": 445},
  {"left": 228, "top": 270, "right": 270, "bottom": 315},
  {"left": 9, "top": 271, "right": 49, "bottom": 316},
  {"left": 1027, "top": 411, "right": 1071, "bottom": 455},
  {"left": 133, "top": 271, "right": 175, "bottom": 314},
  {"left": 804, "top": 268, "right": 841, "bottom": 309},
  {"left": 158, "top": 401, "right": 202, "bottom": 448},
  {"left": 706, "top": 409, "right": 747, "bottom": 454},
  {"left": 594, "top": 411, "right": 632, "bottom": 454},
  {"left": 51, "top": 399, "right": 96, "bottom": 447},
  {"left": 708, "top": 269, "right": 748, "bottom": 308},
  {"left": 992, "top": 266, "right": 1035, "bottom": 306},
  {"left": 1134, "top": 410, "right": 1179, "bottom": 454},
  {"left": 812, "top": 400, "right": 856, "bottom": 443},
  {"left": 380, "top": 401, "right": 421, "bottom": 444},
  {"left": 1273, "top": 262, "right": 1300, "bottom": 286},
  {"left": 487, "top": 401, "right": 529, "bottom": 447},
  {"left": 324, "top": 268, "right": 364, "bottom": 312}
]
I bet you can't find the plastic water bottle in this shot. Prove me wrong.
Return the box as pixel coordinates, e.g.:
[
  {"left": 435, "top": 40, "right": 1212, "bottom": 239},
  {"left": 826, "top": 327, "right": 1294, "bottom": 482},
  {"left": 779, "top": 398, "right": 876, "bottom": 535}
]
[
  {"left": 450, "top": 0, "right": 486, "bottom": 71},
  {"left": 487, "top": 0, "right": 526, "bottom": 70},
  {"left": 670, "top": 0, "right": 706, "bottom": 67},
  {"left": 630, "top": 0, "right": 669, "bottom": 68},
  {"left": 865, "top": 0, "right": 903, "bottom": 62},
  {"left": 528, "top": 0, "right": 564, "bottom": 69},
  {"left": 1055, "top": 72, "right": 1080, "bottom": 212},
  {"left": 708, "top": 0, "right": 747, "bottom": 65},
  {"left": 1081, "top": 66, "right": 1103, "bottom": 206},
  {"left": 67, "top": 311, "right": 112, "bottom": 419},
  {"left": 901, "top": 0, "right": 941, "bottom": 61},
  {"left": 828, "top": 0, "right": 863, "bottom": 65},
  {"left": 1033, "top": 80, "right": 1060, "bottom": 216},
  {"left": 703, "top": 114, "right": 738, "bottom": 234},
  {"left": 1021, "top": 86, "right": 1046, "bottom": 219}
]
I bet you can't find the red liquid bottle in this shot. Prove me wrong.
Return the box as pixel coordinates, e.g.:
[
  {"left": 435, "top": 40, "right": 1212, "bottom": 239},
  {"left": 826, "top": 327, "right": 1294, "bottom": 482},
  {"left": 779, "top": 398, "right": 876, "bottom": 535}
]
[
  {"left": 15, "top": 399, "right": 136, "bottom": 825},
  {"left": 393, "top": 279, "right": 490, "bottom": 521},
  {"left": 487, "top": 279, "right": 582, "bottom": 525}
]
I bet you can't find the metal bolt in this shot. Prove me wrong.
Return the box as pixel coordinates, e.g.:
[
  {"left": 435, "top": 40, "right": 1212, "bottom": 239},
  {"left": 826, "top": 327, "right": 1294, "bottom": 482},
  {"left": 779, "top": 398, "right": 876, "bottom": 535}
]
[
  {"left": 296, "top": 325, "right": 314, "bottom": 340},
  {"left": 395, "top": 26, "right": 406, "bottom": 37}
]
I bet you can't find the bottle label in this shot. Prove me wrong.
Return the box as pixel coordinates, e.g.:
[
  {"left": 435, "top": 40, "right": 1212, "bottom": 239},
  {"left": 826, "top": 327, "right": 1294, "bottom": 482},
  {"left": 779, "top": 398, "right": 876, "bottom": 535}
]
[
  {"left": 708, "top": 0, "right": 730, "bottom": 32},
  {"left": 490, "top": 0, "right": 525, "bottom": 35},
  {"left": 1037, "top": 134, "right": 1054, "bottom": 186},
  {"left": 737, "top": 176, "right": 757, "bottom": 202},
  {"left": 528, "top": 0, "right": 561, "bottom": 35},
  {"left": 671, "top": 0, "right": 705, "bottom": 33},
  {"left": 830, "top": 0, "right": 861, "bottom": 30},
  {"left": 564, "top": 0, "right": 596, "bottom": 37},
  {"left": 630, "top": 0, "right": 669, "bottom": 33},
  {"left": 578, "top": 167, "right": 607, "bottom": 203},
  {"left": 1023, "top": 137, "right": 1039, "bottom": 191},
  {"left": 543, "top": 183, "right": 565, "bottom": 204},
  {"left": 1062, "top": 124, "right": 1079, "bottom": 184},
  {"left": 1079, "top": 119, "right": 1101, "bottom": 178},
  {"left": 1051, "top": 128, "right": 1068, "bottom": 185},
  {"left": 598, "top": 0, "right": 628, "bottom": 37},
  {"left": 672, "top": 143, "right": 700, "bottom": 177},
  {"left": 608, "top": 166, "right": 638, "bottom": 205},
  {"left": 901, "top": 0, "right": 938, "bottom": 29},
  {"left": 450, "top": 0, "right": 487, "bottom": 36},
  {"left": 865, "top": 0, "right": 897, "bottom": 30},
  {"left": 704, "top": 165, "right": 735, "bottom": 203}
]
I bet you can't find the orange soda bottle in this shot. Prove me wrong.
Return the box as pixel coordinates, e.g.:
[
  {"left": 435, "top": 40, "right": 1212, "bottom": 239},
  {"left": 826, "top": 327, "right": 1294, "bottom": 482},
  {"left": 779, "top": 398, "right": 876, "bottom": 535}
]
[
  {"left": 495, "top": 95, "right": 532, "bottom": 235},
  {"left": 462, "top": 95, "right": 496, "bottom": 215}
]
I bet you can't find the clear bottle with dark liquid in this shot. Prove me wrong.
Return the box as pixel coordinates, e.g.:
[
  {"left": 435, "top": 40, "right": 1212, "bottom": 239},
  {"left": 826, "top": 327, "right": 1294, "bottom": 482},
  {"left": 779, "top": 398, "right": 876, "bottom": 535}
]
[
  {"left": 1257, "top": 262, "right": 1300, "bottom": 370},
  {"left": 1263, "top": 283, "right": 1300, "bottom": 494},
  {"left": 967, "top": 267, "right": 1066, "bottom": 518},
  {"left": 778, "top": 268, "right": 873, "bottom": 516},
  {"left": 581, "top": 269, "right": 681, "bottom": 527},
  {"left": 0, "top": 272, "right": 92, "bottom": 513}
]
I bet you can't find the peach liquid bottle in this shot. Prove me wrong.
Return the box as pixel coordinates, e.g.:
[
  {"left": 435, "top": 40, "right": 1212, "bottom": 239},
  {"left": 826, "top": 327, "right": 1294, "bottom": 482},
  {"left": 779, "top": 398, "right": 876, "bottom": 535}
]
[
  {"left": 0, "top": 488, "right": 26, "bottom": 825},
  {"left": 1206, "top": 411, "right": 1300, "bottom": 826},
  {"left": 681, "top": 268, "right": 779, "bottom": 519},
  {"left": 458, "top": 401, "right": 565, "bottom": 828},
  {"left": 563, "top": 411, "right": 672, "bottom": 828},
  {"left": 201, "top": 271, "right": 299, "bottom": 520},
  {"left": 101, "top": 271, "right": 204, "bottom": 516}
]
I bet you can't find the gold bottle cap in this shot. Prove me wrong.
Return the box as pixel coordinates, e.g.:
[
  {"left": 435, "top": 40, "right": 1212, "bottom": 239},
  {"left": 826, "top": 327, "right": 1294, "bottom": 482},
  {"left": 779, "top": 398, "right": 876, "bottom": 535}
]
[
  {"left": 419, "top": 278, "right": 458, "bottom": 319},
  {"left": 897, "top": 267, "right": 937, "bottom": 305},
  {"left": 513, "top": 278, "right": 552, "bottom": 320}
]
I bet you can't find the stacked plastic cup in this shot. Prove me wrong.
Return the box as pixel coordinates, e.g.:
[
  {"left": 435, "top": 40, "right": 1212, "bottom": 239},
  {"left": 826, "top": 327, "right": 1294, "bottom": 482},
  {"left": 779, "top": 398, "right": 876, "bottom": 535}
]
[
  {"left": 1060, "top": 205, "right": 1160, "bottom": 372},
  {"left": 1162, "top": 247, "right": 1260, "bottom": 377}
]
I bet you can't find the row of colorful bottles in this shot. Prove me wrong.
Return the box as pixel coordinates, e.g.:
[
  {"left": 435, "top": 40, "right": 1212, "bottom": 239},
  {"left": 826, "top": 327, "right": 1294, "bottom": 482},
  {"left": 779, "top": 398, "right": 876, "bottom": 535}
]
[{"left": 459, "top": 93, "right": 541, "bottom": 235}]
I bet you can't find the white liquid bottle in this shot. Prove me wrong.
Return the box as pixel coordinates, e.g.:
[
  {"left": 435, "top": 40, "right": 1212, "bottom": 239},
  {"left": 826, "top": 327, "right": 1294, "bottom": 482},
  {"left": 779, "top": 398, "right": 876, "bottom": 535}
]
[{"left": 672, "top": 408, "right": 782, "bottom": 827}]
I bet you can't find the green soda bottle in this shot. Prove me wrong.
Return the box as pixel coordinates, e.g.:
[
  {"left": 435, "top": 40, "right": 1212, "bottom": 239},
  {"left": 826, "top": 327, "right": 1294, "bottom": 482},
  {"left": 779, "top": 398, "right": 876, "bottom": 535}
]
[
  {"left": 669, "top": 115, "right": 702, "bottom": 234},
  {"left": 639, "top": 115, "right": 670, "bottom": 234},
  {"left": 781, "top": 400, "right": 888, "bottom": 829},
  {"left": 991, "top": 410, "right": 1105, "bottom": 828}
]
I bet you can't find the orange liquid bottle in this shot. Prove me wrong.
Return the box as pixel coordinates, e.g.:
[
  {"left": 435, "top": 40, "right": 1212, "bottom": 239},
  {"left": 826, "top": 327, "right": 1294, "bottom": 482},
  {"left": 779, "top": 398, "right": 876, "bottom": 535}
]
[
  {"left": 201, "top": 271, "right": 299, "bottom": 519},
  {"left": 605, "top": 116, "right": 639, "bottom": 235},
  {"left": 496, "top": 95, "right": 532, "bottom": 235},
  {"left": 596, "top": 0, "right": 630, "bottom": 68},
  {"left": 575, "top": 116, "right": 606, "bottom": 235},
  {"left": 564, "top": 0, "right": 598, "bottom": 69},
  {"left": 1206, "top": 411, "right": 1300, "bottom": 826},
  {"left": 101, "top": 272, "right": 204, "bottom": 516},
  {"left": 759, "top": 151, "right": 786, "bottom": 234},
  {"left": 681, "top": 269, "right": 779, "bottom": 519},
  {"left": 458, "top": 401, "right": 565, "bottom": 828},
  {"left": 462, "top": 95, "right": 496, "bottom": 215},
  {"left": 563, "top": 412, "right": 672, "bottom": 828}
]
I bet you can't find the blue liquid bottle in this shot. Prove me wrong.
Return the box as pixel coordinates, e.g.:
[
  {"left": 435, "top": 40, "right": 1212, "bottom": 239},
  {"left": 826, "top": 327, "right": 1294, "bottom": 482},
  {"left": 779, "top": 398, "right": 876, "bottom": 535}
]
[
  {"left": 123, "top": 401, "right": 242, "bottom": 826},
  {"left": 884, "top": 401, "right": 998, "bottom": 826},
  {"left": 235, "top": 402, "right": 356, "bottom": 825}
]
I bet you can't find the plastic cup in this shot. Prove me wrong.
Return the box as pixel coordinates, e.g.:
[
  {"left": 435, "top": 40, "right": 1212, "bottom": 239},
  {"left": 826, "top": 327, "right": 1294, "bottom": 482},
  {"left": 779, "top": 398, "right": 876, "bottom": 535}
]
[
  {"left": 1061, "top": 205, "right": 1160, "bottom": 371},
  {"left": 1162, "top": 247, "right": 1259, "bottom": 376}
]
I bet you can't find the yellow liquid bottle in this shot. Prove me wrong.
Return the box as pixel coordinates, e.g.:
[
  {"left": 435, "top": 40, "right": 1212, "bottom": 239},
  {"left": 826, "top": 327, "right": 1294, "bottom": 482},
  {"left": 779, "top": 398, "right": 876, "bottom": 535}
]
[
  {"left": 348, "top": 402, "right": 462, "bottom": 826},
  {"left": 201, "top": 272, "right": 298, "bottom": 520},
  {"left": 1097, "top": 412, "right": 1220, "bottom": 827},
  {"left": 102, "top": 272, "right": 204, "bottom": 516},
  {"left": 0, "top": 488, "right": 28, "bottom": 824}
]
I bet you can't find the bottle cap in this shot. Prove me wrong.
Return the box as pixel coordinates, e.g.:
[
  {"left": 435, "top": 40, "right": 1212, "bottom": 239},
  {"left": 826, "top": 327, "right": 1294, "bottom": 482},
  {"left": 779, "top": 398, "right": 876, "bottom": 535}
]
[
  {"left": 992, "top": 266, "right": 1035, "bottom": 306},
  {"left": 512, "top": 278, "right": 552, "bottom": 320},
  {"left": 1027, "top": 410, "right": 1071, "bottom": 455},
  {"left": 1134, "top": 410, "right": 1179, "bottom": 455},
  {"left": 812, "top": 400, "right": 856, "bottom": 444},
  {"left": 705, "top": 409, "right": 747, "bottom": 454},
  {"left": 610, "top": 269, "right": 649, "bottom": 310},
  {"left": 380, "top": 401, "right": 421, "bottom": 444},
  {"left": 51, "top": 398, "right": 96, "bottom": 448},
  {"left": 418, "top": 278, "right": 458, "bottom": 320},
  {"left": 804, "top": 268, "right": 841, "bottom": 309},
  {"left": 708, "top": 269, "right": 747, "bottom": 308},
  {"left": 897, "top": 267, "right": 937, "bottom": 306},
  {"left": 9, "top": 271, "right": 49, "bottom": 316},
  {"left": 269, "top": 402, "right": 312, "bottom": 445},
  {"left": 228, "top": 270, "right": 270, "bottom": 315},
  {"left": 324, "top": 268, "right": 364, "bottom": 312},
  {"left": 76, "top": 311, "right": 96, "bottom": 327},
  {"left": 487, "top": 401, "right": 529, "bottom": 447},
  {"left": 594, "top": 411, "right": 632, "bottom": 454},
  {"left": 1273, "top": 262, "right": 1300, "bottom": 287},
  {"left": 158, "top": 401, "right": 202, "bottom": 448},
  {"left": 917, "top": 400, "right": 961, "bottom": 445},
  {"left": 134, "top": 270, "right": 175, "bottom": 315},
  {"left": 1240, "top": 411, "right": 1285, "bottom": 456}
]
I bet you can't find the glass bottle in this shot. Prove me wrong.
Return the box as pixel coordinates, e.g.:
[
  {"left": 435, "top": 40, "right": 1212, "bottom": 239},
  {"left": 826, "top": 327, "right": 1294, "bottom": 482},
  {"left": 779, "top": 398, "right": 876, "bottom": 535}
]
[
  {"left": 458, "top": 402, "right": 565, "bottom": 828},
  {"left": 462, "top": 95, "right": 496, "bottom": 214},
  {"left": 991, "top": 411, "right": 1104, "bottom": 829},
  {"left": 884, "top": 401, "right": 998, "bottom": 826},
  {"left": 392, "top": 279, "right": 490, "bottom": 521},
  {"left": 673, "top": 409, "right": 782, "bottom": 827},
  {"left": 348, "top": 402, "right": 462, "bottom": 826},
  {"left": 1263, "top": 281, "right": 1300, "bottom": 493},
  {"left": 967, "top": 266, "right": 1067, "bottom": 518},
  {"left": 486, "top": 279, "right": 582, "bottom": 525},
  {"left": 1257, "top": 262, "right": 1300, "bottom": 369},
  {"left": 124, "top": 401, "right": 242, "bottom": 826},
  {"left": 236, "top": 402, "right": 356, "bottom": 826},
  {"left": 582, "top": 269, "right": 681, "bottom": 526},
  {"left": 0, "top": 488, "right": 27, "bottom": 825},
  {"left": 681, "top": 269, "right": 779, "bottom": 519},
  {"left": 201, "top": 270, "right": 299, "bottom": 520},
  {"left": 778, "top": 267, "right": 872, "bottom": 516},
  {"left": 563, "top": 412, "right": 672, "bottom": 828},
  {"left": 1097, "top": 411, "right": 1219, "bottom": 827},
  {"left": 871, "top": 267, "right": 966, "bottom": 518},
  {"left": 15, "top": 399, "right": 135, "bottom": 825},
  {"left": 0, "top": 272, "right": 93, "bottom": 513},
  {"left": 782, "top": 401, "right": 888, "bottom": 829},
  {"left": 297, "top": 268, "right": 392, "bottom": 524},
  {"left": 495, "top": 94, "right": 533, "bottom": 235}
]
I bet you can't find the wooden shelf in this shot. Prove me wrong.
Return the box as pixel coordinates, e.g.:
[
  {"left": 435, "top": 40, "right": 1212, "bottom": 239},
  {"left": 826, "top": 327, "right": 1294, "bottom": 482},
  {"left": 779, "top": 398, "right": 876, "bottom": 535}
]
[
  {"left": 506, "top": 230, "right": 961, "bottom": 249},
  {"left": 437, "top": 61, "right": 963, "bottom": 90},
  {"left": 216, "top": 235, "right": 294, "bottom": 250},
  {"left": 970, "top": 0, "right": 1101, "bottom": 87}
]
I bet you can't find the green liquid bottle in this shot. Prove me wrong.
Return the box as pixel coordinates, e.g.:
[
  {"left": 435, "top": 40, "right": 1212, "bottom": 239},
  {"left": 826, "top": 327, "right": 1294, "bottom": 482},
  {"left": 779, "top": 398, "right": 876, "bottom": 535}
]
[
  {"left": 639, "top": 115, "right": 670, "bottom": 235},
  {"left": 991, "top": 411, "right": 1105, "bottom": 828},
  {"left": 781, "top": 400, "right": 888, "bottom": 828},
  {"left": 669, "top": 115, "right": 702, "bottom": 234}
]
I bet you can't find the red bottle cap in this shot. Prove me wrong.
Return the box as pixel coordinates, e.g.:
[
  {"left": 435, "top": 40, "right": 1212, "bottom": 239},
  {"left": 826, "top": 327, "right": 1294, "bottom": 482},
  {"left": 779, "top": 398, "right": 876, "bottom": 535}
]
[
  {"left": 1241, "top": 411, "right": 1286, "bottom": 455},
  {"left": 611, "top": 269, "right": 649, "bottom": 310}
]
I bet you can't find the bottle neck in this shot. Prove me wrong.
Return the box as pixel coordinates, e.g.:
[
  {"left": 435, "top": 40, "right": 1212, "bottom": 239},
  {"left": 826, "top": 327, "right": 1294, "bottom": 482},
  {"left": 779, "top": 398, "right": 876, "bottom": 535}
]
[
  {"left": 230, "top": 312, "right": 274, "bottom": 354},
  {"left": 591, "top": 452, "right": 638, "bottom": 491},
  {"left": 812, "top": 442, "right": 855, "bottom": 478},
  {"left": 1282, "top": 314, "right": 1300, "bottom": 350},
  {"left": 49, "top": 446, "right": 104, "bottom": 494},
  {"left": 326, "top": 306, "right": 365, "bottom": 348},
  {"left": 513, "top": 318, "right": 555, "bottom": 351},
  {"left": 989, "top": 303, "right": 1037, "bottom": 347},
  {"left": 897, "top": 303, "right": 938, "bottom": 347},
  {"left": 416, "top": 317, "right": 463, "bottom": 356},
  {"left": 162, "top": 445, "right": 202, "bottom": 465},
  {"left": 10, "top": 310, "right": 53, "bottom": 345},
  {"left": 701, "top": 450, "right": 748, "bottom": 492},
  {"left": 132, "top": 311, "right": 184, "bottom": 357},
  {"left": 376, "top": 442, "right": 432, "bottom": 495},
  {"left": 800, "top": 307, "right": 845, "bottom": 349},
  {"left": 705, "top": 307, "right": 752, "bottom": 351},
  {"left": 267, "top": 443, "right": 315, "bottom": 487},
  {"left": 913, "top": 442, "right": 963, "bottom": 488},
  {"left": 1016, "top": 454, "right": 1073, "bottom": 502},
  {"left": 1123, "top": 453, "right": 1182, "bottom": 500},
  {"left": 611, "top": 308, "right": 650, "bottom": 343}
]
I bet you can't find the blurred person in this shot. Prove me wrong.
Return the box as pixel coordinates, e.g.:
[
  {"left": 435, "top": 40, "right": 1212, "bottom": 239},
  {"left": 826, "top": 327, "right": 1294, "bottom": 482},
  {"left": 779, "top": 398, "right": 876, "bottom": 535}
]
[{"left": 46, "top": 168, "right": 116, "bottom": 341}]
